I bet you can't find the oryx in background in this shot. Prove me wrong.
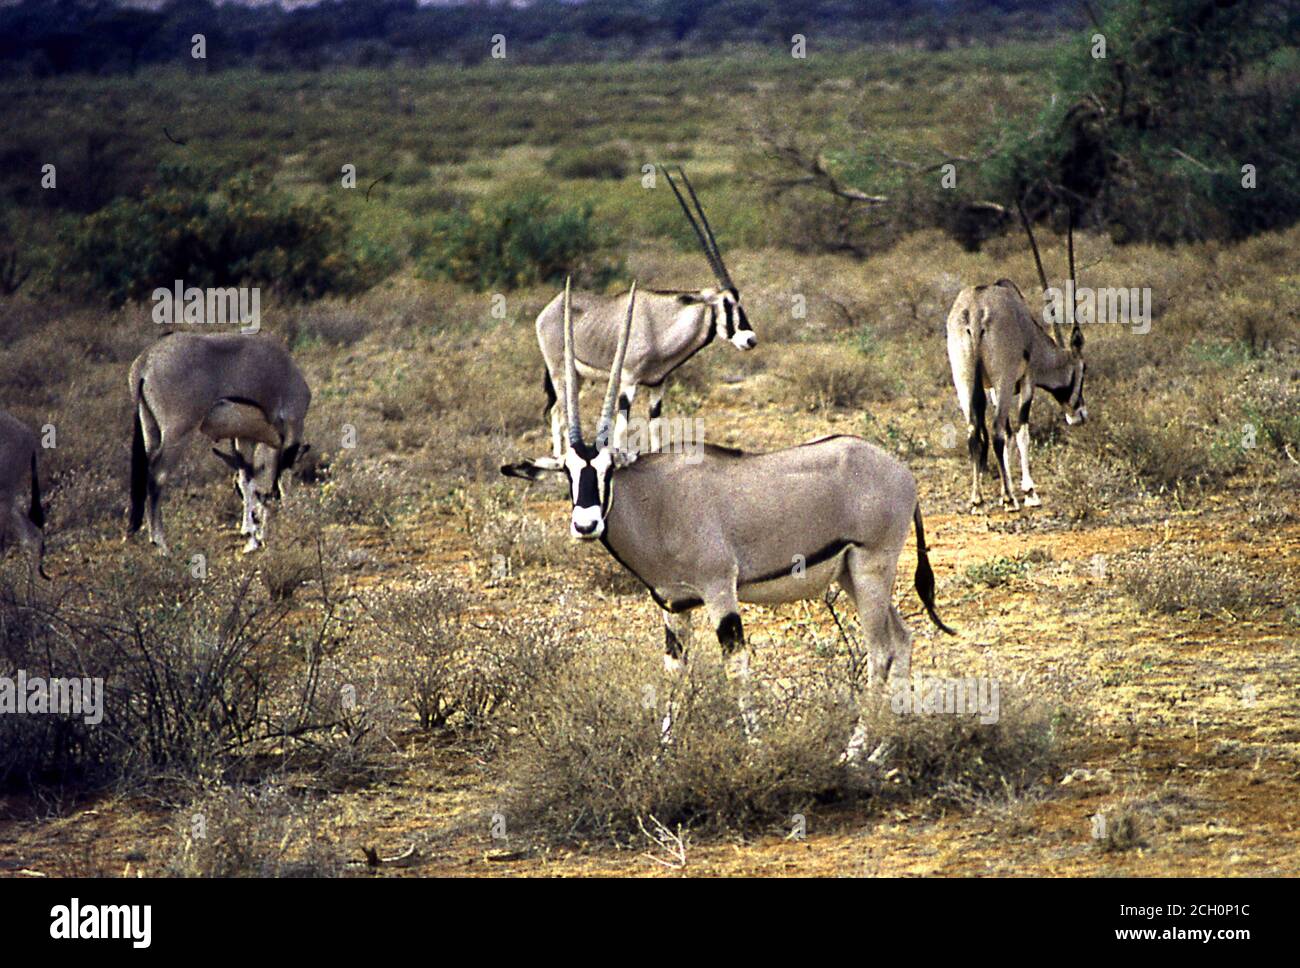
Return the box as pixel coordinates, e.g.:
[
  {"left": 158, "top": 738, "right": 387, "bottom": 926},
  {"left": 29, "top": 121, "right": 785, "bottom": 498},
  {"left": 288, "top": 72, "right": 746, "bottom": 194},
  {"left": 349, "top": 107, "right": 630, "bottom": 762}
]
[
  {"left": 531, "top": 166, "right": 754, "bottom": 466},
  {"left": 946, "top": 205, "right": 1088, "bottom": 511},
  {"left": 504, "top": 280, "right": 952, "bottom": 750},
  {"left": 127, "top": 332, "right": 311, "bottom": 554},
  {"left": 0, "top": 408, "right": 47, "bottom": 582}
]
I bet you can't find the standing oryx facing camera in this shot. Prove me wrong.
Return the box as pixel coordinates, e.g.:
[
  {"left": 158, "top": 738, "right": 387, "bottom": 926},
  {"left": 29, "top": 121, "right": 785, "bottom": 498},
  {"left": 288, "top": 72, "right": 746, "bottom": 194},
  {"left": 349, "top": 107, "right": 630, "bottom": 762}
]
[
  {"left": 127, "top": 332, "right": 311, "bottom": 555},
  {"left": 947, "top": 205, "right": 1088, "bottom": 512},
  {"left": 504, "top": 280, "right": 953, "bottom": 746},
  {"left": 532, "top": 166, "right": 754, "bottom": 466}
]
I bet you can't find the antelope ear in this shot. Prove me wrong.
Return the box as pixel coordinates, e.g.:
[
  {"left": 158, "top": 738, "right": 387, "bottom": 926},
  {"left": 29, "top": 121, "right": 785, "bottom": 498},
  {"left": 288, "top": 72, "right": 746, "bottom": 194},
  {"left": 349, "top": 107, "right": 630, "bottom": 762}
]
[
  {"left": 612, "top": 449, "right": 639, "bottom": 469},
  {"left": 501, "top": 458, "right": 562, "bottom": 481}
]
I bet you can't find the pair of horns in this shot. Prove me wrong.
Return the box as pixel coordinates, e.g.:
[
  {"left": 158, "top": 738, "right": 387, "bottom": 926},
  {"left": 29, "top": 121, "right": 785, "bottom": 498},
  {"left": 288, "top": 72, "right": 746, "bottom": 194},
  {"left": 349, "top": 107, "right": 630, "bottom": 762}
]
[
  {"left": 1017, "top": 197, "right": 1079, "bottom": 349},
  {"left": 563, "top": 277, "right": 637, "bottom": 450},
  {"left": 660, "top": 165, "right": 734, "bottom": 292}
]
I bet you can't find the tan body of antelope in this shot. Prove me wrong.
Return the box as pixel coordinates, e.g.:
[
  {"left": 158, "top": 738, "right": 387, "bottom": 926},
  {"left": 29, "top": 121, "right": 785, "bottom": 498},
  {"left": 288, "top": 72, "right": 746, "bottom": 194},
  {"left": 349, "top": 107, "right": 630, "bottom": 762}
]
[
  {"left": 127, "top": 332, "right": 311, "bottom": 554},
  {"left": 947, "top": 209, "right": 1088, "bottom": 511},
  {"left": 532, "top": 167, "right": 754, "bottom": 468},
  {"left": 0, "top": 408, "right": 46, "bottom": 581},
  {"left": 505, "top": 280, "right": 953, "bottom": 748}
]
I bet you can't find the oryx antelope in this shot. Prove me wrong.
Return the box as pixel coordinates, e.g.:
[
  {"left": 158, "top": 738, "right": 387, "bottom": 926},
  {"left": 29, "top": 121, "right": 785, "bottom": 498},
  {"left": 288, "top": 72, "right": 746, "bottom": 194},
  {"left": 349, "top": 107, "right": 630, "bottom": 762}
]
[
  {"left": 947, "top": 206, "right": 1088, "bottom": 511},
  {"left": 532, "top": 166, "right": 754, "bottom": 467},
  {"left": 0, "top": 408, "right": 47, "bottom": 581},
  {"left": 504, "top": 280, "right": 953, "bottom": 745},
  {"left": 127, "top": 332, "right": 311, "bottom": 554}
]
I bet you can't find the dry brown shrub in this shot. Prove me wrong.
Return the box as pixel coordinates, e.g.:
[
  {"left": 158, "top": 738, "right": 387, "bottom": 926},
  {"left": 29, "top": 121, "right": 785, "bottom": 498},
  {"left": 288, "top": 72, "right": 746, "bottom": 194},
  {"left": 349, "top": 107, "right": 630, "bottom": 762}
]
[
  {"left": 167, "top": 779, "right": 344, "bottom": 877},
  {"left": 502, "top": 644, "right": 1073, "bottom": 845},
  {"left": 1117, "top": 547, "right": 1279, "bottom": 617},
  {"left": 779, "top": 344, "right": 895, "bottom": 412}
]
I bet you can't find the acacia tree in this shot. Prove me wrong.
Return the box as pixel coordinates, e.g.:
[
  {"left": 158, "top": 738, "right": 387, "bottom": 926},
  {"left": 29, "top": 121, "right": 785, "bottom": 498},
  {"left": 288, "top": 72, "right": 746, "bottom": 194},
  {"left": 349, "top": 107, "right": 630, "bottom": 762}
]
[{"left": 989, "top": 0, "right": 1300, "bottom": 242}]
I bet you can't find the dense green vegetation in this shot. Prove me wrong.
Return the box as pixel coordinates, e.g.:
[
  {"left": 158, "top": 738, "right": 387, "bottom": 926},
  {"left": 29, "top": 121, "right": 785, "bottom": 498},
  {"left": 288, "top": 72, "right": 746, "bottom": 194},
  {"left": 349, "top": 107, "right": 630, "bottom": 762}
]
[
  {"left": 0, "top": 0, "right": 1080, "bottom": 76},
  {"left": 1, "top": 0, "right": 1294, "bottom": 304},
  {"left": 0, "top": 43, "right": 1057, "bottom": 299}
]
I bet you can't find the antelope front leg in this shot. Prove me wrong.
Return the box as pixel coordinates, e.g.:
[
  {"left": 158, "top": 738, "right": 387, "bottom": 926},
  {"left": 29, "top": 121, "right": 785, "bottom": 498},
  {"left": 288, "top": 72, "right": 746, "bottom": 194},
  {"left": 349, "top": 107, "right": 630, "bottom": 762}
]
[
  {"left": 648, "top": 385, "right": 665, "bottom": 452},
  {"left": 660, "top": 608, "right": 692, "bottom": 742},
  {"left": 708, "top": 591, "right": 758, "bottom": 740},
  {"left": 549, "top": 398, "right": 565, "bottom": 462},
  {"left": 612, "top": 383, "right": 636, "bottom": 451}
]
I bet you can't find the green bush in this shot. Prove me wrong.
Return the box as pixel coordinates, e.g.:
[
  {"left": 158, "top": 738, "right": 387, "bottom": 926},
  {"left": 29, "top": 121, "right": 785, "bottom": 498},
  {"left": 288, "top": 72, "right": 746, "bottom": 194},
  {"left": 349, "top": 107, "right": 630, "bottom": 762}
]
[
  {"left": 544, "top": 144, "right": 631, "bottom": 180},
  {"left": 419, "top": 190, "right": 608, "bottom": 291},
  {"left": 61, "top": 165, "right": 389, "bottom": 307}
]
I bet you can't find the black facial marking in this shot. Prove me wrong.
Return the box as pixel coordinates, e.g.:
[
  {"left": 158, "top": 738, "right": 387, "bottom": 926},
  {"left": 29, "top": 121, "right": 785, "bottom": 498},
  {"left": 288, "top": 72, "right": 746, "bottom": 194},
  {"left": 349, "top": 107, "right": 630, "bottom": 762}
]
[
  {"left": 723, "top": 301, "right": 735, "bottom": 338},
  {"left": 271, "top": 442, "right": 301, "bottom": 500},
  {"left": 566, "top": 440, "right": 608, "bottom": 519},
  {"left": 1044, "top": 367, "right": 1077, "bottom": 405},
  {"left": 716, "top": 612, "right": 744, "bottom": 655},
  {"left": 735, "top": 303, "right": 752, "bottom": 332}
]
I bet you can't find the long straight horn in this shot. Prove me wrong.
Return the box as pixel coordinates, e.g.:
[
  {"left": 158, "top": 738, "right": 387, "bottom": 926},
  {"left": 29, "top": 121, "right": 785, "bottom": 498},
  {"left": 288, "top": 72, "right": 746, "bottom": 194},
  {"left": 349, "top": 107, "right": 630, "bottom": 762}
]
[
  {"left": 596, "top": 281, "right": 637, "bottom": 448},
  {"left": 675, "top": 166, "right": 734, "bottom": 290},
  {"left": 1067, "top": 204, "right": 1083, "bottom": 347},
  {"left": 1067, "top": 204, "right": 1077, "bottom": 287},
  {"left": 660, "top": 165, "right": 727, "bottom": 288},
  {"left": 562, "top": 277, "right": 583, "bottom": 446},
  {"left": 1016, "top": 196, "right": 1061, "bottom": 346}
]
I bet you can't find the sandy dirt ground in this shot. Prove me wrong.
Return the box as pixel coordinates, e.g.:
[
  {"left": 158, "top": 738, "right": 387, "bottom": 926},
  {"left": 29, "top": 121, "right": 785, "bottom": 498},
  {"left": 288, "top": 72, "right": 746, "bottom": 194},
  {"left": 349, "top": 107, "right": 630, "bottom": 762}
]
[{"left": 1, "top": 385, "right": 1297, "bottom": 878}]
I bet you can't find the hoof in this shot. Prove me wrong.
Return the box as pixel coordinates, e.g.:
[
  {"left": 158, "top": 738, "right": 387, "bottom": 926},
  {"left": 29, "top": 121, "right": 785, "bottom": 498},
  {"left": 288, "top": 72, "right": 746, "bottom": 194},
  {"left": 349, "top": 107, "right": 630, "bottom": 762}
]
[
  {"left": 241, "top": 537, "right": 262, "bottom": 555},
  {"left": 1022, "top": 490, "right": 1042, "bottom": 508}
]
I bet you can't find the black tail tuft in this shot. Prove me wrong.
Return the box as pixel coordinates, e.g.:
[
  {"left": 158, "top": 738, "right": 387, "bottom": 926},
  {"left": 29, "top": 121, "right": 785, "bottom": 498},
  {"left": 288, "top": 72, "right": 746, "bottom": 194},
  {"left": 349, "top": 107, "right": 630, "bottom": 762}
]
[
  {"left": 542, "top": 368, "right": 557, "bottom": 421},
  {"left": 128, "top": 384, "right": 148, "bottom": 533},
  {"left": 913, "top": 504, "right": 955, "bottom": 635},
  {"left": 28, "top": 452, "right": 44, "bottom": 529},
  {"left": 968, "top": 360, "right": 988, "bottom": 474}
]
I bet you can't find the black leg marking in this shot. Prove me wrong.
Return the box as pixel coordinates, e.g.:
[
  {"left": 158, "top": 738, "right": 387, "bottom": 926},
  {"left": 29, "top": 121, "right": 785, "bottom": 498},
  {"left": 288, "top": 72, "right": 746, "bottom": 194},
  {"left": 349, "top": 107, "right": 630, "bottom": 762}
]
[
  {"left": 665, "top": 624, "right": 684, "bottom": 659},
  {"left": 716, "top": 612, "right": 744, "bottom": 655},
  {"left": 542, "top": 369, "right": 557, "bottom": 421},
  {"left": 1018, "top": 396, "right": 1032, "bottom": 426},
  {"left": 618, "top": 393, "right": 631, "bottom": 418},
  {"left": 991, "top": 432, "right": 1007, "bottom": 478},
  {"left": 648, "top": 399, "right": 663, "bottom": 420}
]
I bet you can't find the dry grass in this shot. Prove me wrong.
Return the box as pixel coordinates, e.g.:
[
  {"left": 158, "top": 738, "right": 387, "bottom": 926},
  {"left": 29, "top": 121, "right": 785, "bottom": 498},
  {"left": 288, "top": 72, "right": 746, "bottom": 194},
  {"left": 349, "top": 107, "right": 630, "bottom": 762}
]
[
  {"left": 166, "top": 779, "right": 345, "bottom": 877},
  {"left": 501, "top": 642, "right": 1074, "bottom": 845},
  {"left": 1117, "top": 547, "right": 1280, "bottom": 618}
]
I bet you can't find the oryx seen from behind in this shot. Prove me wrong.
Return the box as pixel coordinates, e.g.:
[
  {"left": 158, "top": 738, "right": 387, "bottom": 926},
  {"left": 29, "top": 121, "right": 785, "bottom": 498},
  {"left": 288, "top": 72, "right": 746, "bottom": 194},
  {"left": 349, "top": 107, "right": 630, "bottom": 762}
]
[
  {"left": 504, "top": 279, "right": 953, "bottom": 749},
  {"left": 531, "top": 166, "right": 754, "bottom": 468},
  {"left": 947, "top": 205, "right": 1088, "bottom": 511},
  {"left": 128, "top": 332, "right": 311, "bottom": 555},
  {"left": 0, "top": 407, "right": 47, "bottom": 582}
]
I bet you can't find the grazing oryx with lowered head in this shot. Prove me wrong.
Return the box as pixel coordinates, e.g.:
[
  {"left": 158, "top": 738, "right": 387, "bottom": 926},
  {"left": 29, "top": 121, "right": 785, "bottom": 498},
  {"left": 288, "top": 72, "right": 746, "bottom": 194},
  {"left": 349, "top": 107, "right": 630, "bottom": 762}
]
[
  {"left": 127, "top": 332, "right": 311, "bottom": 555},
  {"left": 947, "top": 205, "right": 1088, "bottom": 512},
  {"left": 504, "top": 280, "right": 953, "bottom": 746},
  {"left": 0, "top": 408, "right": 47, "bottom": 581},
  {"left": 531, "top": 166, "right": 754, "bottom": 468}
]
